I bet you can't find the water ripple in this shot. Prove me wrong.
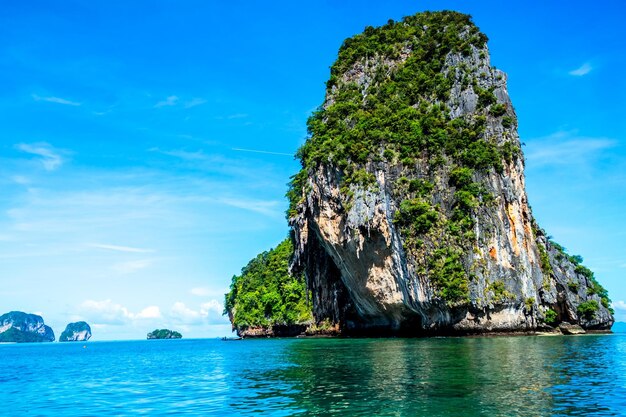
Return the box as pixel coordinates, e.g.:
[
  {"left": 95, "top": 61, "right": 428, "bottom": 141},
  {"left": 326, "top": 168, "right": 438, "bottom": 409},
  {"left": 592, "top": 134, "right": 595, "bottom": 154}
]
[{"left": 0, "top": 335, "right": 625, "bottom": 416}]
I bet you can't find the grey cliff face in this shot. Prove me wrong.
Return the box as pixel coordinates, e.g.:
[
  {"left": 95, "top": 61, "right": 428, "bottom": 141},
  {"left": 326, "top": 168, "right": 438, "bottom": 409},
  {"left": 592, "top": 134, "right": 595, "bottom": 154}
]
[
  {"left": 0, "top": 311, "right": 55, "bottom": 342},
  {"left": 289, "top": 19, "right": 613, "bottom": 335},
  {"left": 59, "top": 321, "right": 92, "bottom": 342}
]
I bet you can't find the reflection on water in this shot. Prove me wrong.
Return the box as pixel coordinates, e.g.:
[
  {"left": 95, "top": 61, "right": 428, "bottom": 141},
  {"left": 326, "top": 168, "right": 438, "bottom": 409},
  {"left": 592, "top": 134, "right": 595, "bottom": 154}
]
[
  {"left": 261, "top": 336, "right": 626, "bottom": 416},
  {"left": 1, "top": 335, "right": 625, "bottom": 416}
]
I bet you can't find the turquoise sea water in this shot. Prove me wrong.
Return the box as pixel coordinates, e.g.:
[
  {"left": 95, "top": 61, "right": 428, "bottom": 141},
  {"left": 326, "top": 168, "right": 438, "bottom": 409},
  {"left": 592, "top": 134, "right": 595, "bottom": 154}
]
[{"left": 2, "top": 334, "right": 626, "bottom": 416}]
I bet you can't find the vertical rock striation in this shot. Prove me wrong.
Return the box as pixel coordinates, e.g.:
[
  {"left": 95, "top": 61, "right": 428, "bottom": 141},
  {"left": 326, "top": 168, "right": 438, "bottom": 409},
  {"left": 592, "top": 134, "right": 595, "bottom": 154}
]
[{"left": 288, "top": 11, "right": 613, "bottom": 335}]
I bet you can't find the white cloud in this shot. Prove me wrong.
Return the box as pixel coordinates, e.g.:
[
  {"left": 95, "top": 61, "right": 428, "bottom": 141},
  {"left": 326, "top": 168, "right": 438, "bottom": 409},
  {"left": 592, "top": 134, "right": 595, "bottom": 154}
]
[
  {"left": 569, "top": 63, "right": 592, "bottom": 76},
  {"left": 135, "top": 306, "right": 162, "bottom": 319},
  {"left": 524, "top": 131, "right": 616, "bottom": 167},
  {"left": 190, "top": 287, "right": 229, "bottom": 297},
  {"left": 111, "top": 259, "right": 152, "bottom": 274},
  {"left": 90, "top": 243, "right": 153, "bottom": 253},
  {"left": 200, "top": 300, "right": 223, "bottom": 316},
  {"left": 170, "top": 301, "right": 205, "bottom": 324},
  {"left": 184, "top": 98, "right": 207, "bottom": 108},
  {"left": 79, "top": 299, "right": 162, "bottom": 325},
  {"left": 613, "top": 300, "right": 626, "bottom": 311},
  {"left": 190, "top": 287, "right": 212, "bottom": 296},
  {"left": 15, "top": 142, "right": 66, "bottom": 171},
  {"left": 80, "top": 299, "right": 133, "bottom": 325},
  {"left": 169, "top": 300, "right": 228, "bottom": 325},
  {"left": 155, "top": 95, "right": 179, "bottom": 108},
  {"left": 32, "top": 94, "right": 81, "bottom": 106}
]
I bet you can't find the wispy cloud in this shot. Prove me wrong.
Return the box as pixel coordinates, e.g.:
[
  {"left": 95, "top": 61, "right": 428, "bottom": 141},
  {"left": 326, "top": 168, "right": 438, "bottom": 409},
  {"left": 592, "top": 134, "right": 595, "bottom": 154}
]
[
  {"left": 150, "top": 147, "right": 208, "bottom": 161},
  {"left": 524, "top": 131, "right": 616, "bottom": 167},
  {"left": 184, "top": 98, "right": 207, "bottom": 108},
  {"left": 11, "top": 176, "right": 31, "bottom": 185},
  {"left": 219, "top": 197, "right": 282, "bottom": 217},
  {"left": 216, "top": 113, "right": 248, "bottom": 120},
  {"left": 15, "top": 142, "right": 66, "bottom": 171},
  {"left": 154, "top": 95, "right": 179, "bottom": 108},
  {"left": 190, "top": 287, "right": 212, "bottom": 296},
  {"left": 111, "top": 259, "right": 153, "bottom": 274},
  {"left": 148, "top": 147, "right": 290, "bottom": 184},
  {"left": 90, "top": 243, "right": 153, "bottom": 253},
  {"left": 232, "top": 147, "right": 293, "bottom": 157},
  {"left": 190, "top": 287, "right": 227, "bottom": 297},
  {"left": 569, "top": 63, "right": 593, "bottom": 76},
  {"left": 153, "top": 96, "right": 207, "bottom": 109},
  {"left": 32, "top": 94, "right": 81, "bottom": 106}
]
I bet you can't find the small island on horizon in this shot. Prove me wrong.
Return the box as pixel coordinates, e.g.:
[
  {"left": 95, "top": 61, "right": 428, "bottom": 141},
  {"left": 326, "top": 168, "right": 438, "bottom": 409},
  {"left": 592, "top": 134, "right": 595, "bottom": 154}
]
[
  {"left": 59, "top": 321, "right": 92, "bottom": 342},
  {"left": 147, "top": 329, "right": 183, "bottom": 340},
  {"left": 0, "top": 311, "right": 55, "bottom": 343}
]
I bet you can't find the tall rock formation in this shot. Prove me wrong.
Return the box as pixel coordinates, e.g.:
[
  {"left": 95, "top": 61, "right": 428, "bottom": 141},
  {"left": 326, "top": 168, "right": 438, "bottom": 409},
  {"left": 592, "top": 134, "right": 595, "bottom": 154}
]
[
  {"left": 0, "top": 311, "right": 55, "bottom": 342},
  {"left": 288, "top": 11, "right": 613, "bottom": 335},
  {"left": 59, "top": 321, "right": 92, "bottom": 342}
]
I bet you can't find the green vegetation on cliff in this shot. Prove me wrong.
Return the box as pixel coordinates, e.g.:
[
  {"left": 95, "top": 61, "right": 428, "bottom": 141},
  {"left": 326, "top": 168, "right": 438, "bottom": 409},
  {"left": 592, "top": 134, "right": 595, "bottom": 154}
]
[
  {"left": 288, "top": 11, "right": 520, "bottom": 305},
  {"left": 550, "top": 241, "right": 613, "bottom": 313},
  {"left": 0, "top": 327, "right": 47, "bottom": 343},
  {"left": 224, "top": 239, "right": 312, "bottom": 331},
  {"left": 0, "top": 311, "right": 55, "bottom": 343},
  {"left": 228, "top": 11, "right": 612, "bottom": 333}
]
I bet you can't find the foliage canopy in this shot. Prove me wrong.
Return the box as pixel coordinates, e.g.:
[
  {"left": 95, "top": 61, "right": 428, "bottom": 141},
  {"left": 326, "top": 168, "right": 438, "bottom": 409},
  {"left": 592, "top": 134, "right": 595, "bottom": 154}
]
[{"left": 224, "top": 239, "right": 312, "bottom": 330}]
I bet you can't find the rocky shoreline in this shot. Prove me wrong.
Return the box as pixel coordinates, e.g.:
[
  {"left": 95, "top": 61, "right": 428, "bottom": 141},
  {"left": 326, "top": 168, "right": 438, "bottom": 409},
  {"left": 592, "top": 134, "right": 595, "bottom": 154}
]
[{"left": 236, "top": 322, "right": 612, "bottom": 339}]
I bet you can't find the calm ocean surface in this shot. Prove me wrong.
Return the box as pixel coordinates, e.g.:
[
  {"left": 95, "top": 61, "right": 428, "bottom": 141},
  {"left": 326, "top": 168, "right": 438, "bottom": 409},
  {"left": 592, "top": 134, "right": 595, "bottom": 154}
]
[{"left": 2, "top": 334, "right": 626, "bottom": 416}]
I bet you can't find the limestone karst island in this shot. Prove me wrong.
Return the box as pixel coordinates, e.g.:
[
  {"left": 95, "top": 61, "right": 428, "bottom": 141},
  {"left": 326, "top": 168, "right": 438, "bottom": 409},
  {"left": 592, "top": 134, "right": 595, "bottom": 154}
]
[
  {"left": 0, "top": 311, "right": 55, "bottom": 343},
  {"left": 225, "top": 11, "right": 614, "bottom": 338},
  {"left": 0, "top": 312, "right": 93, "bottom": 343},
  {"left": 59, "top": 321, "right": 92, "bottom": 342}
]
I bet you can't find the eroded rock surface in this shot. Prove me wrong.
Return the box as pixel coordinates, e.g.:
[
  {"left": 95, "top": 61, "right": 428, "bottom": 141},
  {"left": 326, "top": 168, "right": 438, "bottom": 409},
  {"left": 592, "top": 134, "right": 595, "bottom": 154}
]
[{"left": 289, "top": 12, "right": 613, "bottom": 335}]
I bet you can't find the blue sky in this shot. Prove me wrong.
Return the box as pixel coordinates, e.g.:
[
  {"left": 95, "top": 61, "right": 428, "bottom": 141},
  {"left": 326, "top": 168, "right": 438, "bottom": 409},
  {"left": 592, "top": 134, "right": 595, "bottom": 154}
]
[{"left": 1, "top": 1, "right": 625, "bottom": 340}]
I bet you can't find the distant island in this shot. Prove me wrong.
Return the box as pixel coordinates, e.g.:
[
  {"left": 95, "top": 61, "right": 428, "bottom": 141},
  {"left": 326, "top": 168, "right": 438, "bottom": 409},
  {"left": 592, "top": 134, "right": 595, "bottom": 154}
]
[
  {"left": 59, "top": 321, "right": 92, "bottom": 342},
  {"left": 147, "top": 329, "right": 182, "bottom": 339},
  {"left": 0, "top": 311, "right": 55, "bottom": 343}
]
